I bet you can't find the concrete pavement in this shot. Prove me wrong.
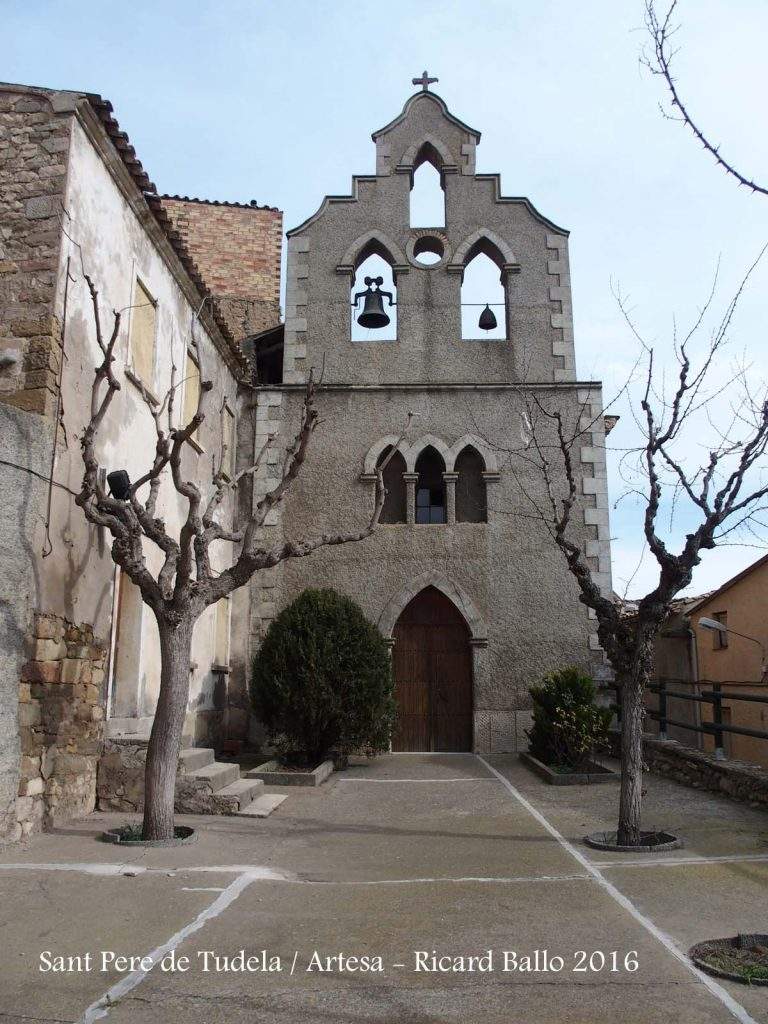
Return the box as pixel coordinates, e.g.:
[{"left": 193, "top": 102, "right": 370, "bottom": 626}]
[{"left": 0, "top": 753, "right": 765, "bottom": 1023}]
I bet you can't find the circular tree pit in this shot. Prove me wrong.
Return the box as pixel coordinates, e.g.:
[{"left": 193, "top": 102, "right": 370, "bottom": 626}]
[
  {"left": 101, "top": 824, "right": 197, "bottom": 847},
  {"left": 690, "top": 935, "right": 768, "bottom": 985},
  {"left": 584, "top": 830, "right": 681, "bottom": 852}
]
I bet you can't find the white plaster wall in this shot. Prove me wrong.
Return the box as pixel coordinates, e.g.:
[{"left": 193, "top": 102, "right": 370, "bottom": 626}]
[{"left": 41, "top": 117, "right": 239, "bottom": 730}]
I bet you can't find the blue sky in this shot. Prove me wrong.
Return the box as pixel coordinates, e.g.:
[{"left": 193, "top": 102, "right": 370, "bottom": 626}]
[{"left": 6, "top": 0, "right": 768, "bottom": 597}]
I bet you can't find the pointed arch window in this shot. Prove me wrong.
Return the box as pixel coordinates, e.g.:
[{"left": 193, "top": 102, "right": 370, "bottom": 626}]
[
  {"left": 376, "top": 446, "right": 407, "bottom": 524},
  {"left": 410, "top": 143, "right": 446, "bottom": 229},
  {"left": 460, "top": 238, "right": 507, "bottom": 341},
  {"left": 415, "top": 446, "right": 446, "bottom": 524},
  {"left": 351, "top": 239, "right": 397, "bottom": 342},
  {"left": 455, "top": 446, "right": 487, "bottom": 523}
]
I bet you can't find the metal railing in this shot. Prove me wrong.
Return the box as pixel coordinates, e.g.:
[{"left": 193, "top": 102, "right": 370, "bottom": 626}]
[{"left": 612, "top": 679, "right": 768, "bottom": 760}]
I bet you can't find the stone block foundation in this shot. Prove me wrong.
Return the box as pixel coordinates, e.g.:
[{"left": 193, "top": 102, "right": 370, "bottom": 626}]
[{"left": 15, "top": 612, "right": 105, "bottom": 840}]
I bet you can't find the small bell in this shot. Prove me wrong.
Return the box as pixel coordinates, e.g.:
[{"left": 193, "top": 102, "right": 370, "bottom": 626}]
[
  {"left": 478, "top": 304, "right": 498, "bottom": 331},
  {"left": 353, "top": 276, "right": 394, "bottom": 330}
]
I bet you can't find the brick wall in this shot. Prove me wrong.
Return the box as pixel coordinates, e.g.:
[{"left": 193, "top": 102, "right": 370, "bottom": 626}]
[
  {"left": 15, "top": 613, "right": 106, "bottom": 840},
  {"left": 160, "top": 197, "right": 282, "bottom": 341},
  {"left": 0, "top": 87, "right": 71, "bottom": 418}
]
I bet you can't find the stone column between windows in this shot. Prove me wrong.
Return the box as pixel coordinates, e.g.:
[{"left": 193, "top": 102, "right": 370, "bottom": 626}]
[
  {"left": 442, "top": 472, "right": 458, "bottom": 525},
  {"left": 403, "top": 473, "right": 419, "bottom": 525},
  {"left": 482, "top": 471, "right": 501, "bottom": 522}
]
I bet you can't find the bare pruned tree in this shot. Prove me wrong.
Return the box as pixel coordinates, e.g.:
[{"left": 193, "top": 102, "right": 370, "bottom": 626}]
[
  {"left": 643, "top": 0, "right": 768, "bottom": 197},
  {"left": 500, "top": 262, "right": 768, "bottom": 846},
  {"left": 75, "top": 271, "right": 410, "bottom": 841}
]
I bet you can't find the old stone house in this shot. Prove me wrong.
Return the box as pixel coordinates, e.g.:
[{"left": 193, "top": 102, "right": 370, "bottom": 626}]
[
  {"left": 0, "top": 83, "right": 281, "bottom": 841},
  {"left": 0, "top": 78, "right": 613, "bottom": 842}
]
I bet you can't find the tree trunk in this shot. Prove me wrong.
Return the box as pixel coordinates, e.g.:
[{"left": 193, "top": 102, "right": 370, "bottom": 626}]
[
  {"left": 142, "top": 617, "right": 193, "bottom": 841},
  {"left": 616, "top": 667, "right": 647, "bottom": 846}
]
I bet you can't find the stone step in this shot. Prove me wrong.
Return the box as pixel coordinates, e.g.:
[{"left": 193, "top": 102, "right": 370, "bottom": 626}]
[
  {"left": 181, "top": 761, "right": 240, "bottom": 793},
  {"left": 210, "top": 778, "right": 265, "bottom": 814},
  {"left": 236, "top": 793, "right": 288, "bottom": 818},
  {"left": 178, "top": 747, "right": 215, "bottom": 771}
]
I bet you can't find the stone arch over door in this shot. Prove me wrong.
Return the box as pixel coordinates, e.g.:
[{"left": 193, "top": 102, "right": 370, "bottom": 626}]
[
  {"left": 381, "top": 573, "right": 488, "bottom": 753},
  {"left": 390, "top": 586, "right": 473, "bottom": 752},
  {"left": 378, "top": 571, "right": 486, "bottom": 640}
]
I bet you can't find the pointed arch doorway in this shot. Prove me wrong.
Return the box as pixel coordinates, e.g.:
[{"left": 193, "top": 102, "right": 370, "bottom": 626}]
[{"left": 392, "top": 586, "right": 473, "bottom": 751}]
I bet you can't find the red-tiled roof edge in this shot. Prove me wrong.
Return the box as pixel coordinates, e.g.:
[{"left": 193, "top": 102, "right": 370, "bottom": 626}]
[
  {"left": 160, "top": 194, "right": 281, "bottom": 213},
  {"left": 82, "top": 93, "right": 262, "bottom": 375}
]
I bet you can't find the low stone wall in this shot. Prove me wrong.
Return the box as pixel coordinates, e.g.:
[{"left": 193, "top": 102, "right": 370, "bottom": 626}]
[
  {"left": 97, "top": 739, "right": 147, "bottom": 813},
  {"left": 15, "top": 613, "right": 106, "bottom": 840},
  {"left": 609, "top": 730, "right": 768, "bottom": 808}
]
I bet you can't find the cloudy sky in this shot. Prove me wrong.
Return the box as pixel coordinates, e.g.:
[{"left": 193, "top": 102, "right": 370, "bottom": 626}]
[{"left": 7, "top": 0, "right": 768, "bottom": 598}]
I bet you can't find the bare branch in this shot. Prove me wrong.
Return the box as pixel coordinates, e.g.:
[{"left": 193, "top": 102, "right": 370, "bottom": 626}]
[{"left": 643, "top": 1, "right": 768, "bottom": 196}]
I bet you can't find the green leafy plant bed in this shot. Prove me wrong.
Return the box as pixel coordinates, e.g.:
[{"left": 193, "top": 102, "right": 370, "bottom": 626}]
[
  {"left": 526, "top": 666, "right": 613, "bottom": 779},
  {"left": 520, "top": 751, "right": 619, "bottom": 786},
  {"left": 689, "top": 936, "right": 768, "bottom": 985},
  {"left": 244, "top": 759, "right": 334, "bottom": 787},
  {"left": 101, "top": 824, "right": 197, "bottom": 847}
]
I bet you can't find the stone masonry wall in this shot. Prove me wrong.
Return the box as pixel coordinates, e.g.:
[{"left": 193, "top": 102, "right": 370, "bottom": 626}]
[
  {"left": 160, "top": 197, "right": 282, "bottom": 341},
  {"left": 0, "top": 86, "right": 71, "bottom": 417},
  {"left": 608, "top": 730, "right": 768, "bottom": 809},
  {"left": 15, "top": 613, "right": 106, "bottom": 840}
]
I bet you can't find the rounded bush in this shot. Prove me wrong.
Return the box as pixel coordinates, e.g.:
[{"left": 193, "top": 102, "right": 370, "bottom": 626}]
[
  {"left": 527, "top": 666, "right": 612, "bottom": 770},
  {"left": 251, "top": 588, "right": 395, "bottom": 765}
]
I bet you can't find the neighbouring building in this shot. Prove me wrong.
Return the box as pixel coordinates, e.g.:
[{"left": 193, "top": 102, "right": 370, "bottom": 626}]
[
  {"left": 0, "top": 82, "right": 282, "bottom": 841},
  {"left": 649, "top": 554, "right": 768, "bottom": 768},
  {"left": 243, "top": 80, "right": 613, "bottom": 754}
]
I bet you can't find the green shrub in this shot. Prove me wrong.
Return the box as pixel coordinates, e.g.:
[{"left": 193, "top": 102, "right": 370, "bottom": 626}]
[
  {"left": 251, "top": 588, "right": 395, "bottom": 765},
  {"left": 526, "top": 666, "right": 611, "bottom": 770}
]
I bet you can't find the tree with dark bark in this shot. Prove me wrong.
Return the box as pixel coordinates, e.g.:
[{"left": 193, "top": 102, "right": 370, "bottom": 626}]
[
  {"left": 643, "top": 0, "right": 768, "bottom": 197},
  {"left": 75, "top": 273, "right": 409, "bottom": 841},
  {"left": 503, "top": 264, "right": 768, "bottom": 846}
]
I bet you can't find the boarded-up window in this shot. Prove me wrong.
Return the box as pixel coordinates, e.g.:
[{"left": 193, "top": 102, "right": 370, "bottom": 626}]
[
  {"left": 183, "top": 350, "right": 201, "bottom": 444},
  {"left": 214, "top": 597, "right": 230, "bottom": 667},
  {"left": 110, "top": 570, "right": 143, "bottom": 718},
  {"left": 129, "top": 279, "right": 157, "bottom": 385},
  {"left": 222, "top": 404, "right": 235, "bottom": 478}
]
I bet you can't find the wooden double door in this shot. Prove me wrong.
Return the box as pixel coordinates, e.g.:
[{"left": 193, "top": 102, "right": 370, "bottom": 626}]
[{"left": 392, "top": 586, "right": 473, "bottom": 752}]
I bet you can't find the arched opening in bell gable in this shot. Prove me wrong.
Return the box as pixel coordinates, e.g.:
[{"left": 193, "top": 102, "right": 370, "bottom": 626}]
[
  {"left": 460, "top": 239, "right": 507, "bottom": 341},
  {"left": 351, "top": 239, "right": 397, "bottom": 342},
  {"left": 409, "top": 143, "right": 446, "bottom": 229}
]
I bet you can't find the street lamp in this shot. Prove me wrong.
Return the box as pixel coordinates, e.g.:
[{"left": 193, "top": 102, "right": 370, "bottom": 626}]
[{"left": 698, "top": 617, "right": 767, "bottom": 680}]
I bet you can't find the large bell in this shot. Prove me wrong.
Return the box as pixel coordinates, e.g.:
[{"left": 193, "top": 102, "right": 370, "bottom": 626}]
[
  {"left": 478, "top": 304, "right": 498, "bottom": 331},
  {"left": 357, "top": 285, "right": 391, "bottom": 329}
]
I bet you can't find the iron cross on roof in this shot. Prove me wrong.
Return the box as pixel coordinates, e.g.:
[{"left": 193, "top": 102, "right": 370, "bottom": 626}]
[{"left": 412, "top": 70, "right": 438, "bottom": 92}]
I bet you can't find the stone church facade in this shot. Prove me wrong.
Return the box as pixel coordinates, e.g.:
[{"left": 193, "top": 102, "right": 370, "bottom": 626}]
[
  {"left": 247, "top": 86, "right": 612, "bottom": 754},
  {"left": 0, "top": 80, "right": 611, "bottom": 842}
]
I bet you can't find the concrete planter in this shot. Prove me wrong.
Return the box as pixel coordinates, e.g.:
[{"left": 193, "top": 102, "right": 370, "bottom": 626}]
[
  {"left": 245, "top": 759, "right": 334, "bottom": 787},
  {"left": 520, "top": 751, "right": 620, "bottom": 786}
]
